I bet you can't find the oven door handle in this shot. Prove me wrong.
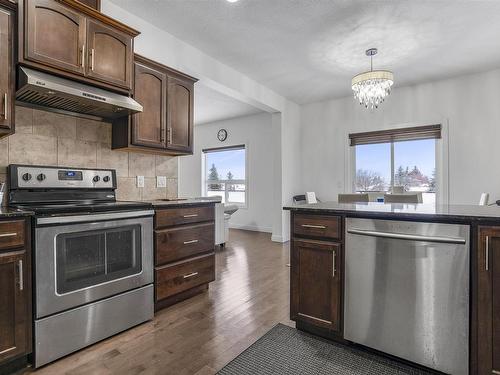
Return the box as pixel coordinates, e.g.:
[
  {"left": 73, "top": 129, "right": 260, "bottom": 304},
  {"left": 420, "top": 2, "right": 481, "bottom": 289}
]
[
  {"left": 36, "top": 210, "right": 155, "bottom": 225},
  {"left": 347, "top": 228, "right": 466, "bottom": 244}
]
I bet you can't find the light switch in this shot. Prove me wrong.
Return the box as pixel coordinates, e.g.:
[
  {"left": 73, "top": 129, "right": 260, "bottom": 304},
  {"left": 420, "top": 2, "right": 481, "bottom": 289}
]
[
  {"left": 156, "top": 176, "right": 167, "bottom": 188},
  {"left": 136, "top": 175, "right": 145, "bottom": 188}
]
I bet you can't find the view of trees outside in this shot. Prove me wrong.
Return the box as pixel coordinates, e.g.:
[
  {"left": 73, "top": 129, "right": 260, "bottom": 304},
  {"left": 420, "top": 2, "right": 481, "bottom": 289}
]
[
  {"left": 205, "top": 148, "right": 246, "bottom": 205},
  {"left": 355, "top": 139, "right": 436, "bottom": 204}
]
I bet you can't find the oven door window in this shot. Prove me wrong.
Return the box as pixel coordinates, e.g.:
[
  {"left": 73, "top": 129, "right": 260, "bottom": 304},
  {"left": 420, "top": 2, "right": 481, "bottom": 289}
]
[{"left": 56, "top": 225, "right": 142, "bottom": 294}]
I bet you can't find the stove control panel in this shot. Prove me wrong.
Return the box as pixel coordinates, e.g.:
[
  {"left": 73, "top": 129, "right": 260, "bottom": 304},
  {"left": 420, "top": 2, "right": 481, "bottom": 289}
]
[{"left": 12, "top": 165, "right": 116, "bottom": 189}]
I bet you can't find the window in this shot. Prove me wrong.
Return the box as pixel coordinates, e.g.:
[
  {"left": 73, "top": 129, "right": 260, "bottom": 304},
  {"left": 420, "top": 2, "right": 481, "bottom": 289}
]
[
  {"left": 350, "top": 125, "right": 440, "bottom": 205},
  {"left": 203, "top": 145, "right": 247, "bottom": 207}
]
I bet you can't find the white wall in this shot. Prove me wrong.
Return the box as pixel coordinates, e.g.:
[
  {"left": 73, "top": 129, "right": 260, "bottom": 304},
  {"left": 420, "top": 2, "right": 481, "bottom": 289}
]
[
  {"left": 102, "top": 0, "right": 303, "bottom": 242},
  {"left": 300, "top": 68, "right": 500, "bottom": 205},
  {"left": 179, "top": 113, "right": 275, "bottom": 233}
]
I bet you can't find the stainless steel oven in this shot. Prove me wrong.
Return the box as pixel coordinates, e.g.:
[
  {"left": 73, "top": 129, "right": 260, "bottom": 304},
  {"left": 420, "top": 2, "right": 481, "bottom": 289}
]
[
  {"left": 35, "top": 210, "right": 154, "bottom": 318},
  {"left": 8, "top": 164, "right": 156, "bottom": 368}
]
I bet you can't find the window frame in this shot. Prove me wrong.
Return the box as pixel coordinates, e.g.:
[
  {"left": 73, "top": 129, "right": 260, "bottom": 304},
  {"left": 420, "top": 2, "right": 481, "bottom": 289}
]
[
  {"left": 346, "top": 122, "right": 449, "bottom": 205},
  {"left": 202, "top": 144, "right": 248, "bottom": 209}
]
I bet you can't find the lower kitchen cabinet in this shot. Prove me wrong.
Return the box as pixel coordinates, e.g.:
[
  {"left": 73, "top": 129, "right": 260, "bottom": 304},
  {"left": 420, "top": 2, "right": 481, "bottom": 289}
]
[
  {"left": 154, "top": 204, "right": 215, "bottom": 311},
  {"left": 156, "top": 253, "right": 215, "bottom": 301},
  {"left": 291, "top": 238, "right": 342, "bottom": 333},
  {"left": 478, "top": 227, "right": 500, "bottom": 375},
  {"left": 0, "top": 219, "right": 31, "bottom": 368}
]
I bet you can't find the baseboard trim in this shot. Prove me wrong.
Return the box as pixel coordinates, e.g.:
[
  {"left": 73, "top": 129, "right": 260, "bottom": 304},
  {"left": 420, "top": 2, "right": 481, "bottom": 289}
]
[
  {"left": 271, "top": 234, "right": 284, "bottom": 243},
  {"left": 229, "top": 223, "right": 272, "bottom": 233}
]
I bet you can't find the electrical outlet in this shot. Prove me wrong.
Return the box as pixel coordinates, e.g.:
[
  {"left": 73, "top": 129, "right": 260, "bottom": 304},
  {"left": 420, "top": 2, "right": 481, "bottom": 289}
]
[
  {"left": 156, "top": 176, "right": 167, "bottom": 188},
  {"left": 136, "top": 176, "right": 145, "bottom": 188}
]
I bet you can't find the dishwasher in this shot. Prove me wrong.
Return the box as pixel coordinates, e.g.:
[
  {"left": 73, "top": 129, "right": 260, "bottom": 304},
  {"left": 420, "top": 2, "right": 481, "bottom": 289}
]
[{"left": 345, "top": 218, "right": 470, "bottom": 375}]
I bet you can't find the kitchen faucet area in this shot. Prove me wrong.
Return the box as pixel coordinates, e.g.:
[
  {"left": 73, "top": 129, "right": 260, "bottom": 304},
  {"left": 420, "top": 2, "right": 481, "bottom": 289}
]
[{"left": 0, "top": 0, "right": 499, "bottom": 374}]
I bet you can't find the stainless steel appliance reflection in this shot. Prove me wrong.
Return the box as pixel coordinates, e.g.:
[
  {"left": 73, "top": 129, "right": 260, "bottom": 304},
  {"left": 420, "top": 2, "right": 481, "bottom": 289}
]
[{"left": 345, "top": 218, "right": 469, "bottom": 375}]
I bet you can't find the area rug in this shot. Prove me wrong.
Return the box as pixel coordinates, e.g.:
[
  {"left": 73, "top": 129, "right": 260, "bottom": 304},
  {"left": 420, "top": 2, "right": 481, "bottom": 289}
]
[{"left": 217, "top": 324, "right": 433, "bottom": 375}]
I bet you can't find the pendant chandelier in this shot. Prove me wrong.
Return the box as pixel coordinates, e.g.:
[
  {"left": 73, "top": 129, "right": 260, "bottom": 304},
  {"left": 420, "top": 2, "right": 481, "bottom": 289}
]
[{"left": 351, "top": 48, "right": 394, "bottom": 109}]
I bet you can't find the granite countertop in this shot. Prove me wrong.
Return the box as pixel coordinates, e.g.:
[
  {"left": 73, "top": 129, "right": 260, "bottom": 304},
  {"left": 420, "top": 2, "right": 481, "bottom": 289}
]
[
  {"left": 147, "top": 197, "right": 222, "bottom": 207},
  {"left": 0, "top": 206, "right": 34, "bottom": 218},
  {"left": 284, "top": 201, "right": 500, "bottom": 221}
]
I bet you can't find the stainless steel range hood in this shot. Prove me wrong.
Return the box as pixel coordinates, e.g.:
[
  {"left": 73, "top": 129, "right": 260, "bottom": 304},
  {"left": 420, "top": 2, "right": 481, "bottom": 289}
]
[{"left": 16, "top": 67, "right": 142, "bottom": 120}]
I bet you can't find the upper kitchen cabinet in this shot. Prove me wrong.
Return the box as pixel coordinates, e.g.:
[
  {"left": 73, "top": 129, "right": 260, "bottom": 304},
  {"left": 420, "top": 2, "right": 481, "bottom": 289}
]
[
  {"left": 0, "top": 0, "right": 16, "bottom": 137},
  {"left": 131, "top": 55, "right": 167, "bottom": 149},
  {"left": 19, "top": 0, "right": 139, "bottom": 92},
  {"left": 112, "top": 54, "right": 197, "bottom": 155},
  {"left": 85, "top": 19, "right": 133, "bottom": 89},
  {"left": 24, "top": 0, "right": 86, "bottom": 75},
  {"left": 166, "top": 76, "right": 194, "bottom": 153}
]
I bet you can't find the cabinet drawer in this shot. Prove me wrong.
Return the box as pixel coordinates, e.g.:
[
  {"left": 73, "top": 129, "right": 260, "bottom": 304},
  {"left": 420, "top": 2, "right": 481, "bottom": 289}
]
[
  {"left": 155, "top": 223, "right": 214, "bottom": 265},
  {"left": 293, "top": 214, "right": 341, "bottom": 240},
  {"left": 155, "top": 206, "right": 214, "bottom": 228},
  {"left": 155, "top": 253, "right": 215, "bottom": 301},
  {"left": 0, "top": 220, "right": 25, "bottom": 250}
]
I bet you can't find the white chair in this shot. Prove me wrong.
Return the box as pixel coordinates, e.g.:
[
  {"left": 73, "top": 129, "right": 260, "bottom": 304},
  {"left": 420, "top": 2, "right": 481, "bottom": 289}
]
[
  {"left": 479, "top": 193, "right": 489, "bottom": 206},
  {"left": 391, "top": 186, "right": 405, "bottom": 194},
  {"left": 338, "top": 193, "right": 369, "bottom": 203},
  {"left": 384, "top": 193, "right": 419, "bottom": 204}
]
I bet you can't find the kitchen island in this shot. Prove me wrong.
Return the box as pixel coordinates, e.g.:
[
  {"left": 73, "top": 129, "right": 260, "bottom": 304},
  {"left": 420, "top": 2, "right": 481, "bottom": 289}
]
[{"left": 284, "top": 202, "right": 500, "bottom": 375}]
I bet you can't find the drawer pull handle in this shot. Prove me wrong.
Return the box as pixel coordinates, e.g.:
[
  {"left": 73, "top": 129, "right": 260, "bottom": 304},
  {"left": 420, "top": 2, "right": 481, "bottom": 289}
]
[
  {"left": 167, "top": 128, "right": 173, "bottom": 144},
  {"left": 183, "top": 239, "right": 199, "bottom": 245},
  {"left": 332, "top": 249, "right": 336, "bottom": 278},
  {"left": 301, "top": 224, "right": 326, "bottom": 229},
  {"left": 183, "top": 214, "right": 199, "bottom": 218},
  {"left": 0, "top": 232, "right": 17, "bottom": 238},
  {"left": 18, "top": 260, "right": 23, "bottom": 291},
  {"left": 486, "top": 235, "right": 490, "bottom": 271},
  {"left": 3, "top": 93, "right": 7, "bottom": 120},
  {"left": 90, "top": 48, "right": 95, "bottom": 71},
  {"left": 81, "top": 44, "right": 85, "bottom": 68},
  {"left": 183, "top": 272, "right": 199, "bottom": 279}
]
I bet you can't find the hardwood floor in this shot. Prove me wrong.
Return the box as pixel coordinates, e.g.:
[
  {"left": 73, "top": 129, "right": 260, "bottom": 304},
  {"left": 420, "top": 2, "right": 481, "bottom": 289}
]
[{"left": 29, "top": 229, "right": 292, "bottom": 375}]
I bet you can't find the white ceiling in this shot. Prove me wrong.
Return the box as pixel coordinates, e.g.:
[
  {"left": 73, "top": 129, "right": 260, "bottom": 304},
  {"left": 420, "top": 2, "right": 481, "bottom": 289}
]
[
  {"left": 111, "top": 0, "right": 500, "bottom": 104},
  {"left": 194, "top": 83, "right": 263, "bottom": 125}
]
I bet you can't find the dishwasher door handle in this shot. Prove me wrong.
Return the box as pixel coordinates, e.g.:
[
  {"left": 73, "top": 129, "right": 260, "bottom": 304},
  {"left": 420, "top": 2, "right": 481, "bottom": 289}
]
[{"left": 347, "top": 228, "right": 466, "bottom": 245}]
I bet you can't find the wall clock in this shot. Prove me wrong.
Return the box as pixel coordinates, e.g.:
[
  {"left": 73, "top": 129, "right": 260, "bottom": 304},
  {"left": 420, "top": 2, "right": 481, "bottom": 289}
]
[{"left": 217, "top": 129, "right": 228, "bottom": 142}]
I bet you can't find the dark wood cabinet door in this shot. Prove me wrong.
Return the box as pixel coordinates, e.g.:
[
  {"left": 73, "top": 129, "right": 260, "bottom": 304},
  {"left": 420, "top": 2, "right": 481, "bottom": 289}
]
[
  {"left": 86, "top": 19, "right": 132, "bottom": 89},
  {"left": 25, "top": 0, "right": 86, "bottom": 75},
  {"left": 0, "top": 2, "right": 14, "bottom": 132},
  {"left": 131, "top": 61, "right": 166, "bottom": 148},
  {"left": 478, "top": 227, "right": 500, "bottom": 375},
  {"left": 166, "top": 76, "right": 193, "bottom": 153},
  {"left": 0, "top": 250, "right": 28, "bottom": 363},
  {"left": 291, "top": 238, "right": 341, "bottom": 332}
]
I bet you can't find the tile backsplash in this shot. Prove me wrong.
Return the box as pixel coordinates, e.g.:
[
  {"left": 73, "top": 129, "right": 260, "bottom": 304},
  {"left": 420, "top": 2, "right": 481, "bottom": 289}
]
[{"left": 0, "top": 106, "right": 179, "bottom": 201}]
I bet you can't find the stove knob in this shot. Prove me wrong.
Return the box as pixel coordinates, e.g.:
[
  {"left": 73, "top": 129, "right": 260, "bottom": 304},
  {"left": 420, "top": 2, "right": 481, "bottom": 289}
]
[
  {"left": 103, "top": 176, "right": 110, "bottom": 183},
  {"left": 37, "top": 173, "right": 46, "bottom": 182},
  {"left": 93, "top": 175, "right": 100, "bottom": 183},
  {"left": 22, "top": 173, "right": 32, "bottom": 181}
]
